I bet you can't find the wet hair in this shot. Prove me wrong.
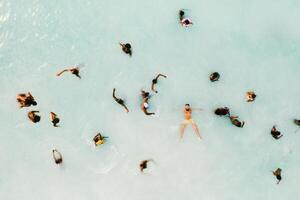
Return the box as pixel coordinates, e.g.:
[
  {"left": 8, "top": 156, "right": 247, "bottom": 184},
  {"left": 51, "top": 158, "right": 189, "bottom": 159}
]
[
  {"left": 33, "top": 115, "right": 41, "bottom": 123},
  {"left": 52, "top": 118, "right": 60, "bottom": 126},
  {"left": 179, "top": 10, "right": 184, "bottom": 17},
  {"left": 185, "top": 104, "right": 190, "bottom": 106},
  {"left": 125, "top": 43, "right": 131, "bottom": 49},
  {"left": 294, "top": 119, "right": 300, "bottom": 125},
  {"left": 214, "top": 107, "right": 229, "bottom": 116},
  {"left": 210, "top": 72, "right": 220, "bottom": 82},
  {"left": 184, "top": 19, "right": 190, "bottom": 24},
  {"left": 32, "top": 101, "right": 37, "bottom": 106}
]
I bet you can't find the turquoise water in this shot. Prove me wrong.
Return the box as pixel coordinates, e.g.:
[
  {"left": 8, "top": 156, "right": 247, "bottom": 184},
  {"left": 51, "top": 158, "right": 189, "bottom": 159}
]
[{"left": 1, "top": 0, "right": 300, "bottom": 199}]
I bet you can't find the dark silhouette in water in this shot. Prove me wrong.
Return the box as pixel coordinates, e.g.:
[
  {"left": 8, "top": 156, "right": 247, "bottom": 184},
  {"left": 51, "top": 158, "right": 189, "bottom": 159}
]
[
  {"left": 294, "top": 119, "right": 300, "bottom": 126},
  {"left": 17, "top": 92, "right": 37, "bottom": 108},
  {"left": 151, "top": 73, "right": 167, "bottom": 93},
  {"left": 57, "top": 67, "right": 81, "bottom": 79},
  {"left": 210, "top": 72, "right": 220, "bottom": 82},
  {"left": 140, "top": 159, "right": 154, "bottom": 173},
  {"left": 119, "top": 42, "right": 132, "bottom": 56},
  {"left": 271, "top": 126, "right": 283, "bottom": 140},
  {"left": 50, "top": 112, "right": 60, "bottom": 127},
  {"left": 179, "top": 9, "right": 193, "bottom": 27},
  {"left": 112, "top": 88, "right": 129, "bottom": 113},
  {"left": 214, "top": 107, "right": 230, "bottom": 116},
  {"left": 229, "top": 116, "right": 245, "bottom": 128},
  {"left": 28, "top": 111, "right": 41, "bottom": 123},
  {"left": 52, "top": 149, "right": 63, "bottom": 164},
  {"left": 273, "top": 168, "right": 282, "bottom": 184}
]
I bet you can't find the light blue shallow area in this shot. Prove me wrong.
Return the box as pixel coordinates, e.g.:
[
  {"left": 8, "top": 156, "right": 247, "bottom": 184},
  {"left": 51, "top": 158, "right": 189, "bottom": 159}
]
[{"left": 0, "top": 0, "right": 300, "bottom": 199}]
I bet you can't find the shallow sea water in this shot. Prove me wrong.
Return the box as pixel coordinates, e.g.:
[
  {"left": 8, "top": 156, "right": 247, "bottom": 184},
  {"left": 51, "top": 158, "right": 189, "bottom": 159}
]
[{"left": 0, "top": 0, "right": 300, "bottom": 200}]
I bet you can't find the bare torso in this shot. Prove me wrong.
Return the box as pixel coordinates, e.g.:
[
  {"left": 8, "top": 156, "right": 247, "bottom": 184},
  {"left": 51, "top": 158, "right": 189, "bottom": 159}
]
[{"left": 184, "top": 109, "right": 192, "bottom": 120}]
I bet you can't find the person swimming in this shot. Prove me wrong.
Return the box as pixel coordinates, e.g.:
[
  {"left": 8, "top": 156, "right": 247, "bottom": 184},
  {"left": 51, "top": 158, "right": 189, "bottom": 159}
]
[
  {"left": 214, "top": 107, "right": 230, "bottom": 116},
  {"left": 229, "top": 116, "right": 245, "bottom": 128},
  {"left": 271, "top": 126, "right": 283, "bottom": 139},
  {"left": 56, "top": 67, "right": 81, "bottom": 79},
  {"left": 179, "top": 10, "right": 193, "bottom": 27},
  {"left": 151, "top": 73, "right": 167, "bottom": 93},
  {"left": 139, "top": 159, "right": 154, "bottom": 173},
  {"left": 294, "top": 119, "right": 300, "bottom": 126},
  {"left": 50, "top": 112, "right": 60, "bottom": 127},
  {"left": 52, "top": 149, "right": 63, "bottom": 164},
  {"left": 246, "top": 91, "right": 256, "bottom": 102},
  {"left": 141, "top": 90, "right": 150, "bottom": 99},
  {"left": 28, "top": 111, "right": 41, "bottom": 123},
  {"left": 210, "top": 72, "right": 220, "bottom": 82},
  {"left": 113, "top": 88, "right": 129, "bottom": 113},
  {"left": 17, "top": 92, "right": 37, "bottom": 108},
  {"left": 93, "top": 133, "right": 108, "bottom": 146},
  {"left": 273, "top": 168, "right": 282, "bottom": 184},
  {"left": 180, "top": 104, "right": 201, "bottom": 139},
  {"left": 119, "top": 42, "right": 132, "bottom": 56}
]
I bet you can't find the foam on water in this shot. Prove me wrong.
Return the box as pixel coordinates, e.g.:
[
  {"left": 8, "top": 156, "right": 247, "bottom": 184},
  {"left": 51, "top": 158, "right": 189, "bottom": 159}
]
[{"left": 0, "top": 0, "right": 300, "bottom": 200}]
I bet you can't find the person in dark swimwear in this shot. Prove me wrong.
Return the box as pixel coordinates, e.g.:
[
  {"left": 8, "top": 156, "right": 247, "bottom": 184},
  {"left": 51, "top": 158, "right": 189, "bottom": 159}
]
[
  {"left": 52, "top": 149, "right": 63, "bottom": 164},
  {"left": 246, "top": 91, "right": 256, "bottom": 102},
  {"left": 294, "top": 119, "right": 300, "bottom": 126},
  {"left": 113, "top": 88, "right": 129, "bottom": 113},
  {"left": 28, "top": 111, "right": 41, "bottom": 123},
  {"left": 271, "top": 126, "right": 283, "bottom": 139},
  {"left": 17, "top": 92, "right": 37, "bottom": 108},
  {"left": 50, "top": 112, "right": 60, "bottom": 127},
  {"left": 214, "top": 107, "right": 230, "bottom": 116},
  {"left": 229, "top": 116, "right": 245, "bottom": 128},
  {"left": 179, "top": 10, "right": 185, "bottom": 21},
  {"left": 151, "top": 73, "right": 167, "bottom": 93},
  {"left": 93, "top": 133, "right": 108, "bottom": 146},
  {"left": 56, "top": 67, "right": 81, "bottom": 79},
  {"left": 140, "top": 159, "right": 154, "bottom": 173},
  {"left": 119, "top": 42, "right": 132, "bottom": 56},
  {"left": 273, "top": 168, "right": 282, "bottom": 184},
  {"left": 210, "top": 72, "right": 220, "bottom": 82}
]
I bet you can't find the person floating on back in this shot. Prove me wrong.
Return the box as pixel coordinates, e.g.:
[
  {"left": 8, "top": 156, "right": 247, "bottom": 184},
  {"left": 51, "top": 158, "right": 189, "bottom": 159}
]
[
  {"left": 50, "top": 112, "right": 60, "bottom": 127},
  {"left": 28, "top": 111, "right": 41, "bottom": 123},
  {"left": 17, "top": 92, "right": 37, "bottom": 108},
  {"left": 151, "top": 73, "right": 167, "bottom": 93},
  {"left": 52, "top": 149, "right": 63, "bottom": 164},
  {"left": 139, "top": 159, "right": 154, "bottom": 173},
  {"left": 140, "top": 90, "right": 155, "bottom": 116},
  {"left": 229, "top": 116, "right": 245, "bottom": 128},
  {"left": 179, "top": 9, "right": 193, "bottom": 27},
  {"left": 119, "top": 42, "right": 132, "bottom": 56},
  {"left": 93, "top": 133, "right": 108, "bottom": 146},
  {"left": 113, "top": 88, "right": 129, "bottom": 113},
  {"left": 56, "top": 67, "right": 81, "bottom": 79},
  {"left": 214, "top": 107, "right": 230, "bottom": 116},
  {"left": 210, "top": 72, "right": 220, "bottom": 82},
  {"left": 246, "top": 91, "right": 256, "bottom": 102},
  {"left": 180, "top": 104, "right": 201, "bottom": 140},
  {"left": 271, "top": 126, "right": 283, "bottom": 139},
  {"left": 273, "top": 168, "right": 282, "bottom": 184}
]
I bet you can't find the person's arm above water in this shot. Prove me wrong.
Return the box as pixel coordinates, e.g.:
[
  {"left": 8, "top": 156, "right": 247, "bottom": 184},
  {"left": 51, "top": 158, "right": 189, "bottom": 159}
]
[
  {"left": 122, "top": 104, "right": 129, "bottom": 113},
  {"left": 156, "top": 73, "right": 167, "bottom": 79},
  {"left": 112, "top": 88, "right": 118, "bottom": 101},
  {"left": 56, "top": 69, "right": 69, "bottom": 76}
]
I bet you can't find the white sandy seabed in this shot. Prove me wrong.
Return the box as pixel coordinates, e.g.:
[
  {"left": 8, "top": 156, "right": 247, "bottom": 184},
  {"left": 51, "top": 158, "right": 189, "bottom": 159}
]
[{"left": 0, "top": 0, "right": 300, "bottom": 200}]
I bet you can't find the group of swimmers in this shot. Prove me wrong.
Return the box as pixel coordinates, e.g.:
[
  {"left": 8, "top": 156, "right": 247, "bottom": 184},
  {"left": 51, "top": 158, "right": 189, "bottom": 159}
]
[{"left": 15, "top": 10, "right": 300, "bottom": 178}]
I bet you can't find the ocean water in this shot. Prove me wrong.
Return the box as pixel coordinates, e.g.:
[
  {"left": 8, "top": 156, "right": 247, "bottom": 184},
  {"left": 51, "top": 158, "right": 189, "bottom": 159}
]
[{"left": 0, "top": 0, "right": 300, "bottom": 199}]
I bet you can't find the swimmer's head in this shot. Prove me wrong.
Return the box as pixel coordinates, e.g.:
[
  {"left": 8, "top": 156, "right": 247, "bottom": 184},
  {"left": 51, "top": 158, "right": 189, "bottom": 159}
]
[
  {"left": 32, "top": 101, "right": 37, "bottom": 106},
  {"left": 33, "top": 115, "right": 40, "bottom": 123},
  {"left": 210, "top": 72, "right": 220, "bottom": 82},
  {"left": 125, "top": 43, "right": 131, "bottom": 49},
  {"left": 185, "top": 104, "right": 190, "bottom": 111},
  {"left": 179, "top": 10, "right": 184, "bottom": 16}
]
